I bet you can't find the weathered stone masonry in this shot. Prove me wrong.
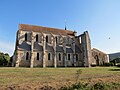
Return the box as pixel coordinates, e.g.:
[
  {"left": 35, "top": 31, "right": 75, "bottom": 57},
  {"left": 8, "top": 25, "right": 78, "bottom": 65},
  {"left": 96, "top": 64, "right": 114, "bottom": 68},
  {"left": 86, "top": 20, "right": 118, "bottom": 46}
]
[{"left": 12, "top": 24, "right": 109, "bottom": 67}]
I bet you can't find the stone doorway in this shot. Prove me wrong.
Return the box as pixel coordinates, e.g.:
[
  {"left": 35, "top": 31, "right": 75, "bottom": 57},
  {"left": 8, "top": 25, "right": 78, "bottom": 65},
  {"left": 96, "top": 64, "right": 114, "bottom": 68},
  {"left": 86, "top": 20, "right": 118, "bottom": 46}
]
[{"left": 94, "top": 55, "right": 99, "bottom": 66}]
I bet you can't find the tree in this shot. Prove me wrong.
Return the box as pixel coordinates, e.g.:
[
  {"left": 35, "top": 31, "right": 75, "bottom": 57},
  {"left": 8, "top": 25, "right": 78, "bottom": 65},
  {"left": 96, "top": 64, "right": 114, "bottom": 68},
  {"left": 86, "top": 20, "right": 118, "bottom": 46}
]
[
  {"left": 110, "top": 58, "right": 120, "bottom": 66},
  {"left": 0, "top": 52, "right": 10, "bottom": 66}
]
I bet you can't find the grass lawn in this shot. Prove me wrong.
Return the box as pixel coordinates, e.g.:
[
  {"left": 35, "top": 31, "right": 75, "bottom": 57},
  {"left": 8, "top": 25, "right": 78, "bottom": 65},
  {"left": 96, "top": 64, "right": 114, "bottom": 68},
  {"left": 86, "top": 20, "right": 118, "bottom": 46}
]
[{"left": 0, "top": 67, "right": 120, "bottom": 89}]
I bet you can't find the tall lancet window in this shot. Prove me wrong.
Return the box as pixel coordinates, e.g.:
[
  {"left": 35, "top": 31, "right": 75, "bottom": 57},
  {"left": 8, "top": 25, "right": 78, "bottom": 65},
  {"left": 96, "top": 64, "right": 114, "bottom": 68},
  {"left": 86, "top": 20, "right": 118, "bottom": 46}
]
[
  {"left": 59, "top": 53, "right": 61, "bottom": 61},
  {"left": 48, "top": 53, "right": 51, "bottom": 60},
  {"left": 79, "top": 37, "right": 81, "bottom": 44},
  {"left": 36, "top": 34, "right": 38, "bottom": 42},
  {"left": 68, "top": 54, "right": 70, "bottom": 60},
  {"left": 25, "top": 33, "right": 27, "bottom": 41},
  {"left": 56, "top": 37, "right": 57, "bottom": 43},
  {"left": 26, "top": 52, "right": 29, "bottom": 60},
  {"left": 46, "top": 36, "right": 48, "bottom": 43},
  {"left": 37, "top": 53, "right": 39, "bottom": 60},
  {"left": 76, "top": 54, "right": 78, "bottom": 61}
]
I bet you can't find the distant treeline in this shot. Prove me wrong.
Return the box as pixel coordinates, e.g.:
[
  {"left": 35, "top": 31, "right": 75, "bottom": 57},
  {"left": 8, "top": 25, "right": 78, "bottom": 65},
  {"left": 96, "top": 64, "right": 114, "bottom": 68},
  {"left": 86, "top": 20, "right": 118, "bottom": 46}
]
[{"left": 0, "top": 52, "right": 12, "bottom": 66}]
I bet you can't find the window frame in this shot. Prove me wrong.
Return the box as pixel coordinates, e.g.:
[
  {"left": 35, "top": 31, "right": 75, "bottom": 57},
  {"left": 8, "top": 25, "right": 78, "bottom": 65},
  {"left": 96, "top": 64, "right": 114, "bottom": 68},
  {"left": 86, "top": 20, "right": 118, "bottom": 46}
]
[
  {"left": 79, "top": 36, "right": 81, "bottom": 44},
  {"left": 37, "top": 52, "right": 39, "bottom": 60},
  {"left": 56, "top": 36, "right": 57, "bottom": 43},
  {"left": 25, "top": 33, "right": 27, "bottom": 41},
  {"left": 26, "top": 52, "right": 29, "bottom": 60},
  {"left": 58, "top": 53, "right": 61, "bottom": 61},
  {"left": 36, "top": 34, "right": 38, "bottom": 42},
  {"left": 76, "top": 54, "right": 78, "bottom": 61},
  {"left": 46, "top": 35, "right": 48, "bottom": 43},
  {"left": 68, "top": 53, "right": 70, "bottom": 60},
  {"left": 48, "top": 53, "right": 51, "bottom": 60}
]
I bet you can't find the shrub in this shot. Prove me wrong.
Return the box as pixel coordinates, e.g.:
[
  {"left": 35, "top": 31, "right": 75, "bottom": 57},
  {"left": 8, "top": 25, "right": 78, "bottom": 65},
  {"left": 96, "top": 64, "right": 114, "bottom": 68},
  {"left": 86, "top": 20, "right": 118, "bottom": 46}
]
[
  {"left": 110, "top": 62, "right": 114, "bottom": 66},
  {"left": 59, "top": 83, "right": 87, "bottom": 90},
  {"left": 91, "top": 82, "right": 109, "bottom": 90},
  {"left": 116, "top": 63, "right": 120, "bottom": 67},
  {"left": 0, "top": 52, "right": 10, "bottom": 66},
  {"left": 75, "top": 69, "right": 82, "bottom": 83},
  {"left": 59, "top": 82, "right": 120, "bottom": 90},
  {"left": 91, "top": 63, "right": 96, "bottom": 67},
  {"left": 104, "top": 63, "right": 111, "bottom": 66}
]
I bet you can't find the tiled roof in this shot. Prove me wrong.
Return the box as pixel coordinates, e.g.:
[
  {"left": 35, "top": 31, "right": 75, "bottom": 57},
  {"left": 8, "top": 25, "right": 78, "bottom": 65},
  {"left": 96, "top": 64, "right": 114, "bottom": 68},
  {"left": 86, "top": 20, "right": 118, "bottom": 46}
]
[
  {"left": 46, "top": 44, "right": 54, "bottom": 52},
  {"left": 56, "top": 45, "right": 63, "bottom": 52},
  {"left": 66, "top": 48, "right": 73, "bottom": 53},
  {"left": 18, "top": 41, "right": 31, "bottom": 51},
  {"left": 19, "top": 24, "right": 74, "bottom": 36},
  {"left": 34, "top": 42, "right": 43, "bottom": 51}
]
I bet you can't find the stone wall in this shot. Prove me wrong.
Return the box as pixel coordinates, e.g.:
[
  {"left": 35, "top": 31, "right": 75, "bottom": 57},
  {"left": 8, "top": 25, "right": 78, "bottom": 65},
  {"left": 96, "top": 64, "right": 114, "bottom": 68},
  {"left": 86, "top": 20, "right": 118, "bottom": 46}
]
[
  {"left": 91, "top": 48, "right": 109, "bottom": 66},
  {"left": 13, "top": 27, "right": 84, "bottom": 67},
  {"left": 13, "top": 24, "right": 109, "bottom": 68}
]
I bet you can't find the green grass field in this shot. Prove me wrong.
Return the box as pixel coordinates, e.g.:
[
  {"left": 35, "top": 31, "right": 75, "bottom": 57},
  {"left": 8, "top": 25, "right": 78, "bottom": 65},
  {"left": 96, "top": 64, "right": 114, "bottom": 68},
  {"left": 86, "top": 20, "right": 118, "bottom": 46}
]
[
  {"left": 0, "top": 67, "right": 120, "bottom": 85},
  {"left": 0, "top": 67, "right": 120, "bottom": 87}
]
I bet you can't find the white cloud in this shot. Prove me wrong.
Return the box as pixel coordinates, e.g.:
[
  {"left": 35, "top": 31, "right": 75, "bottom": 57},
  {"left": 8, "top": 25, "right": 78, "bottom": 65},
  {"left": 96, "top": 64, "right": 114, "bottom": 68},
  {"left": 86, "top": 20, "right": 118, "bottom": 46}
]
[{"left": 0, "top": 40, "right": 15, "bottom": 56}]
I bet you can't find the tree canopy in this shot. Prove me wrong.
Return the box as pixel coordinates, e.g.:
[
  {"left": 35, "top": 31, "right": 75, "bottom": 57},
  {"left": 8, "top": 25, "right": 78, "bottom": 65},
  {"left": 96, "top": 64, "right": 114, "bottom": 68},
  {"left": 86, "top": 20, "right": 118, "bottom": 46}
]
[{"left": 0, "top": 52, "right": 10, "bottom": 66}]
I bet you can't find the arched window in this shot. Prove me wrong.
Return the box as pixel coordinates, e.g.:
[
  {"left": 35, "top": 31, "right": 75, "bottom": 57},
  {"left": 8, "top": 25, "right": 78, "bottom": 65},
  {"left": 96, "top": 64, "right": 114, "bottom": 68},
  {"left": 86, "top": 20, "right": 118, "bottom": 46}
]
[
  {"left": 25, "top": 33, "right": 27, "bottom": 41},
  {"left": 76, "top": 54, "right": 78, "bottom": 61},
  {"left": 36, "top": 34, "right": 38, "bottom": 42},
  {"left": 46, "top": 36, "right": 48, "bottom": 43},
  {"left": 56, "top": 37, "right": 57, "bottom": 43},
  {"left": 48, "top": 53, "right": 51, "bottom": 60},
  {"left": 79, "top": 36, "right": 81, "bottom": 44},
  {"left": 60, "top": 37, "right": 63, "bottom": 43},
  {"left": 95, "top": 55, "right": 99, "bottom": 66},
  {"left": 37, "top": 53, "right": 39, "bottom": 60},
  {"left": 39, "top": 34, "right": 43, "bottom": 43},
  {"left": 59, "top": 53, "right": 61, "bottom": 61},
  {"left": 26, "top": 52, "right": 29, "bottom": 60},
  {"left": 68, "top": 54, "right": 70, "bottom": 60}
]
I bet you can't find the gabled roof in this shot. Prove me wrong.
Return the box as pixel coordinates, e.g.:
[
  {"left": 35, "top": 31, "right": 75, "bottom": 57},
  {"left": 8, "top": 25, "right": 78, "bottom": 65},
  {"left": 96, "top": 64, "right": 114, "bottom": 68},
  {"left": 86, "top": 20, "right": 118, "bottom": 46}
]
[
  {"left": 19, "top": 24, "right": 74, "bottom": 36},
  {"left": 92, "top": 48, "right": 107, "bottom": 55}
]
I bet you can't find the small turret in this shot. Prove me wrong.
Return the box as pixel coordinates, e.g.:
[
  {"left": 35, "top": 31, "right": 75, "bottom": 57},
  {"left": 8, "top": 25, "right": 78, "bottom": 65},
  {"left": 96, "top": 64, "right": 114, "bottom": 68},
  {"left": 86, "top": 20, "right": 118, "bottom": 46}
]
[{"left": 73, "top": 30, "right": 77, "bottom": 36}]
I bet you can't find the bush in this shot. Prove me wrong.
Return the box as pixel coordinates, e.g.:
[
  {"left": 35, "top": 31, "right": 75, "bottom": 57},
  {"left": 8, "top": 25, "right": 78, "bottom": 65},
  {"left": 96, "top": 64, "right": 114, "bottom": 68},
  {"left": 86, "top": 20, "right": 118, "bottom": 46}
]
[
  {"left": 59, "top": 82, "right": 87, "bottom": 90},
  {"left": 75, "top": 69, "right": 82, "bottom": 83},
  {"left": 91, "top": 82, "right": 109, "bottom": 90},
  {"left": 116, "top": 63, "right": 120, "bottom": 67},
  {"left": 91, "top": 64, "right": 96, "bottom": 67},
  {"left": 0, "top": 52, "right": 10, "bottom": 66},
  {"left": 110, "top": 62, "right": 114, "bottom": 66},
  {"left": 104, "top": 63, "right": 111, "bottom": 66},
  {"left": 59, "top": 82, "right": 120, "bottom": 90}
]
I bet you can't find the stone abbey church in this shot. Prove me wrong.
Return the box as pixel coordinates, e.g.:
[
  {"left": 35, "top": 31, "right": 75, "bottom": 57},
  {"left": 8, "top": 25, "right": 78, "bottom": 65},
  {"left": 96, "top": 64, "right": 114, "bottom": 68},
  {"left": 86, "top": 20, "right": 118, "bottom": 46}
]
[{"left": 13, "top": 24, "right": 109, "bottom": 68}]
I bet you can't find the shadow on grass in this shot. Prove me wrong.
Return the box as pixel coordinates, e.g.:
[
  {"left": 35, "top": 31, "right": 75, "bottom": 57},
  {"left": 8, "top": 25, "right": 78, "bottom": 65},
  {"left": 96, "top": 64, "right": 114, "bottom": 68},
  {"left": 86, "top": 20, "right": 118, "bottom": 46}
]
[{"left": 109, "top": 69, "right": 120, "bottom": 71}]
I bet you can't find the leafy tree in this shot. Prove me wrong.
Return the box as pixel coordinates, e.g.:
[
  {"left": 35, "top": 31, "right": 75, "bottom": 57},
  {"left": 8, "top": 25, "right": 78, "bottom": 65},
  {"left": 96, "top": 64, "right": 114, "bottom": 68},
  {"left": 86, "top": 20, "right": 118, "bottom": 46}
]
[
  {"left": 110, "top": 58, "right": 120, "bottom": 66},
  {"left": 0, "top": 52, "right": 10, "bottom": 66}
]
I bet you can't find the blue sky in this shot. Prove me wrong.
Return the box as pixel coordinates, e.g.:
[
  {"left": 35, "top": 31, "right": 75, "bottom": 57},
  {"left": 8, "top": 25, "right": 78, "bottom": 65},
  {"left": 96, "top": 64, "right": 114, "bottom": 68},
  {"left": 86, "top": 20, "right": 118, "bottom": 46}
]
[{"left": 0, "top": 0, "right": 120, "bottom": 56}]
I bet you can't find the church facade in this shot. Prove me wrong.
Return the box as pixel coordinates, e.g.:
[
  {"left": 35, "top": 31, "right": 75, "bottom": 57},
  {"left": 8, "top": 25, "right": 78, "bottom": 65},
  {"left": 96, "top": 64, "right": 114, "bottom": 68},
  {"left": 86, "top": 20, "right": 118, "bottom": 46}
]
[{"left": 12, "top": 24, "right": 109, "bottom": 67}]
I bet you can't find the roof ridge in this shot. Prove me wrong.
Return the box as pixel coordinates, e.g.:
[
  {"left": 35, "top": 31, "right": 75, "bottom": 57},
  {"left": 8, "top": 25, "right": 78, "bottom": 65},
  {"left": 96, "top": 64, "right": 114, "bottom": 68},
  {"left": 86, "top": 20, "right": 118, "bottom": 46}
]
[
  {"left": 19, "top": 24, "right": 75, "bottom": 36},
  {"left": 92, "top": 48, "right": 107, "bottom": 55},
  {"left": 19, "top": 24, "right": 74, "bottom": 32}
]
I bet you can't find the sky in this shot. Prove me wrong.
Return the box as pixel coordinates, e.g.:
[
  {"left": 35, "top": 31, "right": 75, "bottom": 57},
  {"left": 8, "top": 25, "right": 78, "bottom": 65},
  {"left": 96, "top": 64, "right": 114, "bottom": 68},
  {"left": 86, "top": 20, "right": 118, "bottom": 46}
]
[{"left": 0, "top": 0, "right": 120, "bottom": 56}]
